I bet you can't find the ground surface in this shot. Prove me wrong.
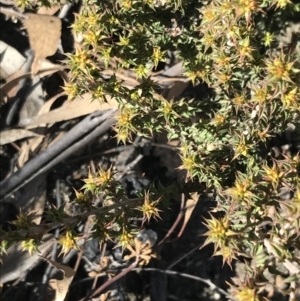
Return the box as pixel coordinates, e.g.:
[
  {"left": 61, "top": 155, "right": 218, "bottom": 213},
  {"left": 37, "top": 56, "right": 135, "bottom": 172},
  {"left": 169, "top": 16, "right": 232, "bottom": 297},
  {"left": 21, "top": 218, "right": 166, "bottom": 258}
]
[{"left": 0, "top": 3, "right": 300, "bottom": 301}]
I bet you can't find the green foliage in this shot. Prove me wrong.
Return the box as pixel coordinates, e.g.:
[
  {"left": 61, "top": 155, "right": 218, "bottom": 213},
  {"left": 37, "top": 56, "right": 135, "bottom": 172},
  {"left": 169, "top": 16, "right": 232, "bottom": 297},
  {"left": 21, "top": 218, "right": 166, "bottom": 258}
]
[{"left": 8, "top": 0, "right": 300, "bottom": 299}]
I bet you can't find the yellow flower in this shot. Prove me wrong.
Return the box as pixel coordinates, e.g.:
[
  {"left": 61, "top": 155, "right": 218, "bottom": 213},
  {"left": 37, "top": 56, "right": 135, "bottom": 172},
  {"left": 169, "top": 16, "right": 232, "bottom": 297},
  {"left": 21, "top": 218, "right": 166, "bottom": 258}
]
[
  {"left": 213, "top": 50, "right": 232, "bottom": 70},
  {"left": 262, "top": 163, "right": 284, "bottom": 187},
  {"left": 96, "top": 167, "right": 114, "bottom": 187},
  {"left": 263, "top": 32, "right": 275, "bottom": 47},
  {"left": 214, "top": 244, "right": 237, "bottom": 269},
  {"left": 236, "top": 0, "right": 261, "bottom": 24},
  {"left": 265, "top": 53, "right": 296, "bottom": 83},
  {"left": 237, "top": 36, "right": 255, "bottom": 62},
  {"left": 232, "top": 135, "right": 253, "bottom": 160},
  {"left": 251, "top": 85, "right": 268, "bottom": 105},
  {"left": 290, "top": 185, "right": 300, "bottom": 215},
  {"left": 134, "top": 64, "right": 151, "bottom": 78},
  {"left": 117, "top": 228, "right": 136, "bottom": 250},
  {"left": 21, "top": 239, "right": 40, "bottom": 256},
  {"left": 152, "top": 47, "right": 166, "bottom": 68},
  {"left": 116, "top": 108, "right": 135, "bottom": 128},
  {"left": 202, "top": 214, "right": 236, "bottom": 251},
  {"left": 74, "top": 189, "right": 92, "bottom": 210},
  {"left": 229, "top": 278, "right": 260, "bottom": 301},
  {"left": 282, "top": 87, "right": 299, "bottom": 110},
  {"left": 185, "top": 67, "right": 210, "bottom": 84},
  {"left": 201, "top": 33, "right": 217, "bottom": 52},
  {"left": 210, "top": 113, "right": 227, "bottom": 126},
  {"left": 178, "top": 151, "right": 198, "bottom": 178},
  {"left": 81, "top": 170, "right": 97, "bottom": 193},
  {"left": 201, "top": 6, "right": 219, "bottom": 27},
  {"left": 235, "top": 286, "right": 258, "bottom": 301},
  {"left": 271, "top": 0, "right": 292, "bottom": 9},
  {"left": 92, "top": 85, "right": 105, "bottom": 100},
  {"left": 84, "top": 30, "right": 100, "bottom": 47},
  {"left": 137, "top": 191, "right": 162, "bottom": 224},
  {"left": 12, "top": 211, "right": 36, "bottom": 229},
  {"left": 232, "top": 92, "right": 247, "bottom": 113},
  {"left": 115, "top": 127, "right": 131, "bottom": 144},
  {"left": 121, "top": 0, "right": 132, "bottom": 10},
  {"left": 58, "top": 231, "right": 80, "bottom": 256},
  {"left": 225, "top": 173, "right": 254, "bottom": 204},
  {"left": 71, "top": 48, "right": 92, "bottom": 71},
  {"left": 63, "top": 81, "right": 79, "bottom": 101}
]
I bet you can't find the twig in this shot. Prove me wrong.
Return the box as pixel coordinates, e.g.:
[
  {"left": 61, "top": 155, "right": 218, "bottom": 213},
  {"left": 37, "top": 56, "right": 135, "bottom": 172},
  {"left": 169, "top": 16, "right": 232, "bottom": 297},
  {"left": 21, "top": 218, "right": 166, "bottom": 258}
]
[
  {"left": 152, "top": 75, "right": 190, "bottom": 83},
  {"left": 70, "top": 273, "right": 107, "bottom": 287},
  {"left": 0, "top": 197, "right": 144, "bottom": 242},
  {"left": 99, "top": 242, "right": 107, "bottom": 269},
  {"left": 0, "top": 0, "right": 16, "bottom": 4},
  {"left": 79, "top": 261, "right": 138, "bottom": 301},
  {"left": 65, "top": 141, "right": 178, "bottom": 164},
  {"left": 0, "top": 7, "right": 27, "bottom": 19},
  {"left": 100, "top": 69, "right": 140, "bottom": 86},
  {"left": 167, "top": 244, "right": 201, "bottom": 270},
  {"left": 158, "top": 172, "right": 191, "bottom": 246},
  {"left": 157, "top": 190, "right": 185, "bottom": 246},
  {"left": 73, "top": 215, "right": 93, "bottom": 273},
  {"left": 133, "top": 267, "right": 236, "bottom": 301},
  {"left": 58, "top": 3, "right": 72, "bottom": 19},
  {"left": 115, "top": 153, "right": 144, "bottom": 181},
  {"left": 38, "top": 179, "right": 62, "bottom": 301}
]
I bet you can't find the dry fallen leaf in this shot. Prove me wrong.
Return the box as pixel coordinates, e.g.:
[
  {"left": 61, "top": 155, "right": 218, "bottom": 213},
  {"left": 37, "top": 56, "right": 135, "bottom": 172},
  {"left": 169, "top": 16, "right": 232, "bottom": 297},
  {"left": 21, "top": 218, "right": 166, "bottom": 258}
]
[
  {"left": 41, "top": 258, "right": 75, "bottom": 301},
  {"left": 124, "top": 238, "right": 158, "bottom": 266},
  {"left": 0, "top": 234, "right": 55, "bottom": 283},
  {"left": 0, "top": 65, "right": 67, "bottom": 100},
  {"left": 17, "top": 91, "right": 66, "bottom": 167},
  {"left": 178, "top": 192, "right": 199, "bottom": 237},
  {"left": 0, "top": 41, "right": 26, "bottom": 80},
  {"left": 19, "top": 93, "right": 119, "bottom": 128},
  {"left": 0, "top": 128, "right": 42, "bottom": 145},
  {"left": 37, "top": 5, "right": 61, "bottom": 15},
  {"left": 23, "top": 14, "right": 62, "bottom": 74}
]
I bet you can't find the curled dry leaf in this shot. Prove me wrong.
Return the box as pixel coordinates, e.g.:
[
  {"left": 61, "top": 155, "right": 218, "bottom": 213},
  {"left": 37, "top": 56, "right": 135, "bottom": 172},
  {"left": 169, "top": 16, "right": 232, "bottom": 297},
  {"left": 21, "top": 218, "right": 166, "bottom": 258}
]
[
  {"left": 19, "top": 93, "right": 119, "bottom": 128},
  {"left": 0, "top": 128, "right": 42, "bottom": 145},
  {"left": 41, "top": 258, "right": 75, "bottom": 301},
  {"left": 179, "top": 192, "right": 199, "bottom": 237},
  {"left": 17, "top": 91, "right": 67, "bottom": 168},
  {"left": 37, "top": 5, "right": 61, "bottom": 15},
  {"left": 1, "top": 65, "right": 67, "bottom": 102},
  {"left": 0, "top": 41, "right": 26, "bottom": 80},
  {"left": 124, "top": 238, "right": 158, "bottom": 266},
  {"left": 23, "top": 14, "right": 62, "bottom": 74},
  {"left": 0, "top": 234, "right": 55, "bottom": 283}
]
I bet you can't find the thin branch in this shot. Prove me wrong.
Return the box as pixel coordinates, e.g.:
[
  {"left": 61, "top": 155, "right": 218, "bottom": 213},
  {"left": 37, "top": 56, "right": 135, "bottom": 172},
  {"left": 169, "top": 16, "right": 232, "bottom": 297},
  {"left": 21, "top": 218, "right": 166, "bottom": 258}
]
[
  {"left": 115, "top": 153, "right": 144, "bottom": 181},
  {"left": 80, "top": 261, "right": 138, "bottom": 301},
  {"left": 133, "top": 267, "right": 236, "bottom": 301},
  {"left": 0, "top": 197, "right": 144, "bottom": 242},
  {"left": 157, "top": 182, "right": 186, "bottom": 246},
  {"left": 38, "top": 179, "right": 62, "bottom": 301},
  {"left": 0, "top": 7, "right": 27, "bottom": 19},
  {"left": 73, "top": 215, "right": 93, "bottom": 273},
  {"left": 167, "top": 244, "right": 201, "bottom": 270},
  {"left": 0, "top": 0, "right": 16, "bottom": 4}
]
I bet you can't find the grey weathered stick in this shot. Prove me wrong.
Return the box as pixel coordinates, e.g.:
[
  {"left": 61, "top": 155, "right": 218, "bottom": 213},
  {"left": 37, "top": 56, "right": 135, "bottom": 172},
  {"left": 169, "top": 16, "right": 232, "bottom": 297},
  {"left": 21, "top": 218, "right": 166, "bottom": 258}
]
[{"left": 0, "top": 110, "right": 116, "bottom": 201}]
